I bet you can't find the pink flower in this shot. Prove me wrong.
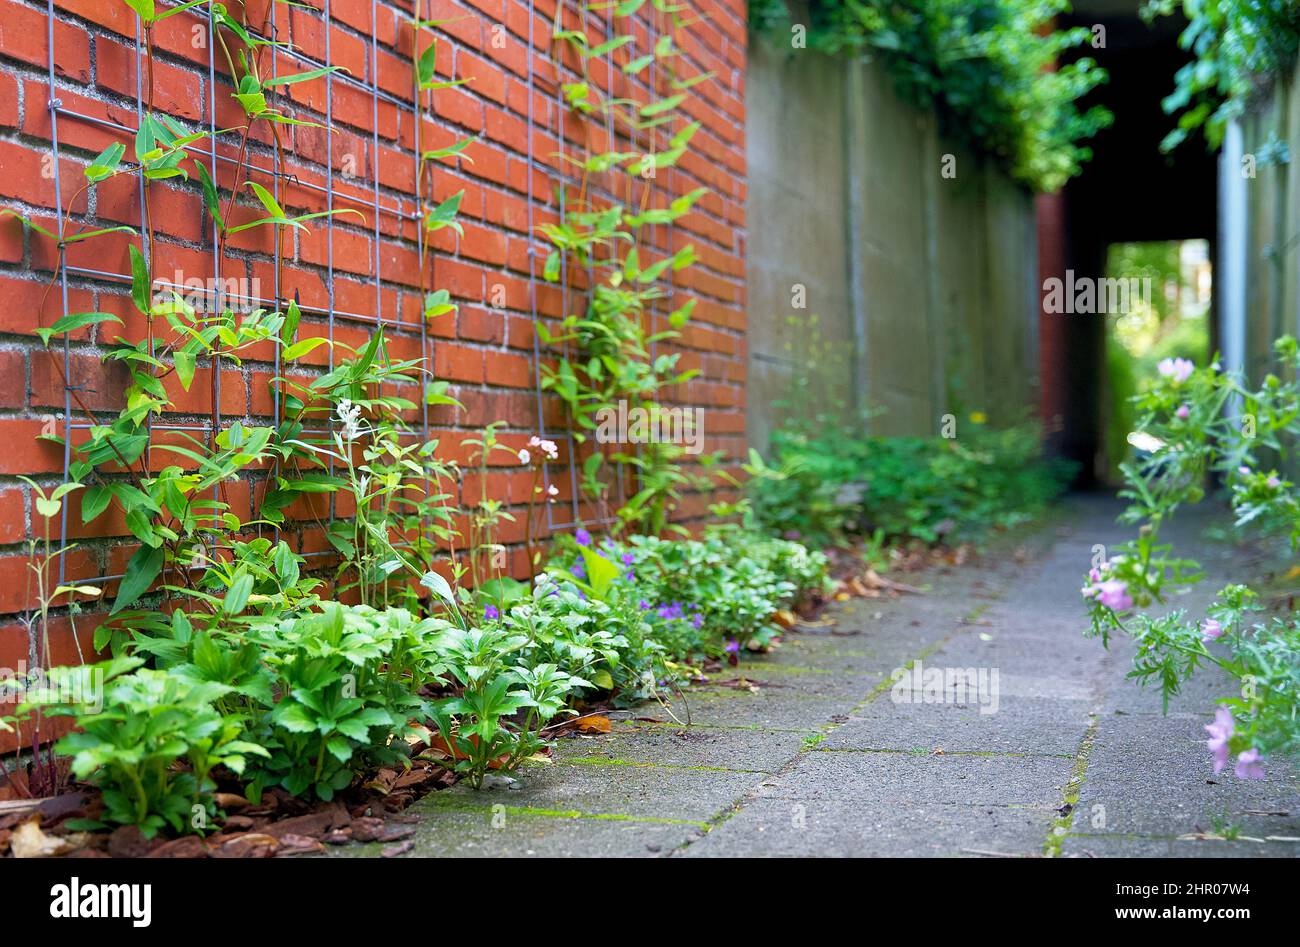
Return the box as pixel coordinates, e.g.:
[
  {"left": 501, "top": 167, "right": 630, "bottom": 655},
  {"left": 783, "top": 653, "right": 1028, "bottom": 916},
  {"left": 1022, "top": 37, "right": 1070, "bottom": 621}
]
[
  {"left": 1095, "top": 579, "right": 1133, "bottom": 612},
  {"left": 1205, "top": 707, "right": 1234, "bottom": 774},
  {"left": 1234, "top": 748, "right": 1265, "bottom": 780},
  {"left": 528, "top": 436, "right": 559, "bottom": 461},
  {"left": 1239, "top": 466, "right": 1251, "bottom": 476},
  {"left": 1201, "top": 618, "right": 1224, "bottom": 643},
  {"left": 1175, "top": 404, "right": 1190, "bottom": 420},
  {"left": 1267, "top": 475, "right": 1281, "bottom": 489},
  {"left": 1157, "top": 357, "right": 1194, "bottom": 383}
]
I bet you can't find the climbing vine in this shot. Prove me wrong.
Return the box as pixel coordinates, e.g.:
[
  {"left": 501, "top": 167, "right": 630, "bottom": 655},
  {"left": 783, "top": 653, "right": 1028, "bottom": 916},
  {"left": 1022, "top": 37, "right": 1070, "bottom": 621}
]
[{"left": 537, "top": 0, "right": 712, "bottom": 536}]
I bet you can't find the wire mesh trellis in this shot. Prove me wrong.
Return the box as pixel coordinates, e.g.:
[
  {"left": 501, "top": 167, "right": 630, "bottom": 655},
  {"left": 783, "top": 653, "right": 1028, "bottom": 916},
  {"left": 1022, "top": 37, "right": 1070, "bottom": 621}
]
[
  {"left": 525, "top": 0, "right": 688, "bottom": 533},
  {"left": 42, "top": 0, "right": 430, "bottom": 584},
  {"left": 37, "top": 0, "right": 701, "bottom": 587}
]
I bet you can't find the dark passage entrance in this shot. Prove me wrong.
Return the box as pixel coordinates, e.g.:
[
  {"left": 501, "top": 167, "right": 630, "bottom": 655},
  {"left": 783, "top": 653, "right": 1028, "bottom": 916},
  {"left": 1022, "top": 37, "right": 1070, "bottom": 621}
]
[{"left": 1039, "top": 3, "right": 1219, "bottom": 485}]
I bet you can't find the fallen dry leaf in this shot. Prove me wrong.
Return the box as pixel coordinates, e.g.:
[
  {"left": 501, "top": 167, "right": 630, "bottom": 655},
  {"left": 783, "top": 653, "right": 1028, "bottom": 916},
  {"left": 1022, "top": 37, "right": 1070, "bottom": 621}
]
[
  {"left": 276, "top": 833, "right": 325, "bottom": 856},
  {"left": 11, "top": 818, "right": 77, "bottom": 858},
  {"left": 575, "top": 714, "right": 612, "bottom": 733},
  {"left": 149, "top": 835, "right": 209, "bottom": 859},
  {"left": 382, "top": 840, "right": 415, "bottom": 858},
  {"left": 214, "top": 833, "right": 280, "bottom": 858}
]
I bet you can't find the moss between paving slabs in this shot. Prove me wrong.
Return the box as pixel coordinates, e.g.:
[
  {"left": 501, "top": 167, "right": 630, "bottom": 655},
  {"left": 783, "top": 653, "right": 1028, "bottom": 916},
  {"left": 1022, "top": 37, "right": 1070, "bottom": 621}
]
[{"left": 1044, "top": 713, "right": 1100, "bottom": 857}]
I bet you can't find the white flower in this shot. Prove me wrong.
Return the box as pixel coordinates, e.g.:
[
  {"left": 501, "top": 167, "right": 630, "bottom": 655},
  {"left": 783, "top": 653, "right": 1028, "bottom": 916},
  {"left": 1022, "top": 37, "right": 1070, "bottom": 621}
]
[
  {"left": 547, "top": 484, "right": 559, "bottom": 498},
  {"left": 518, "top": 448, "right": 530, "bottom": 465},
  {"left": 336, "top": 399, "right": 364, "bottom": 441}
]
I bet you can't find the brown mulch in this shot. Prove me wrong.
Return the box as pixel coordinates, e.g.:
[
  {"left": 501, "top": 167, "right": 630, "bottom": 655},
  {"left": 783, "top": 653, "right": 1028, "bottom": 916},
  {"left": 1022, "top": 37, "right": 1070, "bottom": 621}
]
[{"left": 0, "top": 752, "right": 459, "bottom": 859}]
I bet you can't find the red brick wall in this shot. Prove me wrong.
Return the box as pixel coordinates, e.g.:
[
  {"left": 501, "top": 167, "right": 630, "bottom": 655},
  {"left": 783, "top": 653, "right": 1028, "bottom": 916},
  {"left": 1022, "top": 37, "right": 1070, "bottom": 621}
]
[{"left": 0, "top": 0, "right": 749, "bottom": 704}]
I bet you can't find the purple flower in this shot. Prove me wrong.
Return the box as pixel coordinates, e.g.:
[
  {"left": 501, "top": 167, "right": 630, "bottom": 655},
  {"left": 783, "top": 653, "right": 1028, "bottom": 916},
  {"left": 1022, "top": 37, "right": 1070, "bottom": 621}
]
[
  {"left": 623, "top": 572, "right": 636, "bottom": 583},
  {"left": 1201, "top": 618, "right": 1224, "bottom": 643},
  {"left": 723, "top": 639, "right": 740, "bottom": 654},
  {"left": 691, "top": 614, "right": 704, "bottom": 630},
  {"left": 621, "top": 552, "right": 635, "bottom": 566},
  {"left": 1234, "top": 748, "right": 1265, "bottom": 780},
  {"left": 1239, "top": 465, "right": 1251, "bottom": 476},
  {"left": 1094, "top": 579, "right": 1133, "bottom": 612},
  {"left": 571, "top": 560, "right": 586, "bottom": 580},
  {"left": 638, "top": 599, "right": 651, "bottom": 610},
  {"left": 1157, "top": 357, "right": 1194, "bottom": 383},
  {"left": 575, "top": 527, "right": 592, "bottom": 547},
  {"left": 1267, "top": 475, "right": 1281, "bottom": 489},
  {"left": 484, "top": 604, "right": 500, "bottom": 621},
  {"left": 1206, "top": 706, "right": 1234, "bottom": 774},
  {"left": 1175, "top": 404, "right": 1190, "bottom": 420},
  {"left": 656, "top": 602, "right": 684, "bottom": 621}
]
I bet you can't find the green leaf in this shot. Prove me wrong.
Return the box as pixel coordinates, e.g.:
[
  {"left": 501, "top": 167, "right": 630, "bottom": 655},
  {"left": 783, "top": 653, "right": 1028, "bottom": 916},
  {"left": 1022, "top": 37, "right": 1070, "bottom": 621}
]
[
  {"left": 247, "top": 181, "right": 286, "bottom": 219},
  {"left": 85, "top": 142, "right": 125, "bottom": 183},
  {"left": 640, "top": 93, "right": 685, "bottom": 117},
  {"left": 417, "top": 38, "right": 438, "bottom": 88},
  {"left": 577, "top": 546, "right": 621, "bottom": 600},
  {"left": 224, "top": 570, "right": 253, "bottom": 615},
  {"left": 112, "top": 544, "right": 164, "bottom": 613},
  {"left": 543, "top": 251, "right": 561, "bottom": 282},
  {"left": 264, "top": 66, "right": 342, "bottom": 87},
  {"left": 129, "top": 244, "right": 151, "bottom": 315},
  {"left": 280, "top": 298, "right": 301, "bottom": 345},
  {"left": 425, "top": 190, "right": 464, "bottom": 234},
  {"left": 283, "top": 337, "right": 330, "bottom": 361},
  {"left": 173, "top": 351, "right": 196, "bottom": 391},
  {"left": 623, "top": 54, "right": 654, "bottom": 75},
  {"left": 422, "top": 139, "right": 474, "bottom": 163},
  {"left": 588, "top": 35, "right": 634, "bottom": 58},
  {"left": 195, "top": 162, "right": 225, "bottom": 232},
  {"left": 420, "top": 570, "right": 456, "bottom": 608},
  {"left": 81, "top": 485, "right": 112, "bottom": 524},
  {"left": 35, "top": 311, "right": 123, "bottom": 346},
  {"left": 123, "top": 0, "right": 156, "bottom": 23},
  {"left": 423, "top": 289, "right": 456, "bottom": 320}
]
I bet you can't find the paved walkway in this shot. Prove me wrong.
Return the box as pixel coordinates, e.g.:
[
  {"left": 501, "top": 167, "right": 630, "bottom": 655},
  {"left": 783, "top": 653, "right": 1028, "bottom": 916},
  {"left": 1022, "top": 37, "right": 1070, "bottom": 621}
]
[{"left": 345, "top": 496, "right": 1300, "bottom": 857}]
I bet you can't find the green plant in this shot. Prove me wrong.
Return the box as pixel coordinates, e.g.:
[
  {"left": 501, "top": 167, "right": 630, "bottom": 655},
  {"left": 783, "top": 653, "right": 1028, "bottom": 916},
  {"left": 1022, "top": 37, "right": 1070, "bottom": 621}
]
[
  {"left": 551, "top": 532, "right": 828, "bottom": 655},
  {"left": 426, "top": 619, "right": 584, "bottom": 788},
  {"left": 748, "top": 0, "right": 1113, "bottom": 192},
  {"left": 241, "top": 603, "right": 443, "bottom": 801},
  {"left": 1084, "top": 339, "right": 1300, "bottom": 773},
  {"left": 1144, "top": 0, "right": 1300, "bottom": 151},
  {"left": 749, "top": 418, "right": 1075, "bottom": 548},
  {"left": 32, "top": 658, "right": 267, "bottom": 837}
]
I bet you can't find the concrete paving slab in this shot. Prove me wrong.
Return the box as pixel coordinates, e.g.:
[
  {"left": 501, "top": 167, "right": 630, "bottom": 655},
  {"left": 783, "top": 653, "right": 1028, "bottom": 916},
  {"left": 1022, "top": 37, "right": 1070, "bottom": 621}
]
[{"left": 683, "top": 797, "right": 1056, "bottom": 857}]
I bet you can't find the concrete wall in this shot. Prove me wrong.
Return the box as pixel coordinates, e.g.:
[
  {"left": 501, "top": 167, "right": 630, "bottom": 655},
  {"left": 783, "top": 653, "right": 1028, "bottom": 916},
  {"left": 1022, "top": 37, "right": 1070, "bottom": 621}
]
[
  {"left": 1233, "top": 64, "right": 1300, "bottom": 381},
  {"left": 745, "top": 39, "right": 1039, "bottom": 451}
]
